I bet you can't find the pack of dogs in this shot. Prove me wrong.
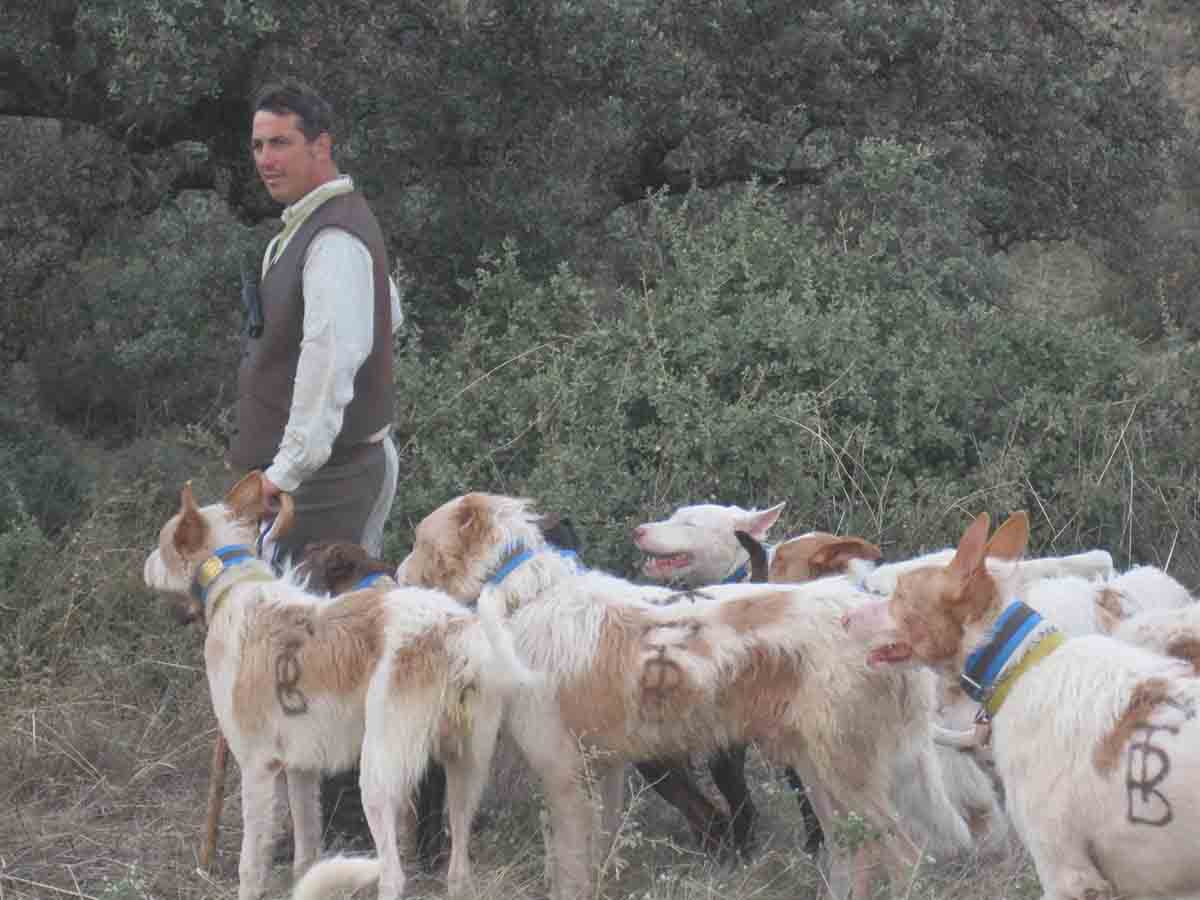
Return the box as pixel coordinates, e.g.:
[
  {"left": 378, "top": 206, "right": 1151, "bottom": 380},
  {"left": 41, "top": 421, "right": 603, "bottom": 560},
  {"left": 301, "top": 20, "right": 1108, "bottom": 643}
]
[{"left": 142, "top": 474, "right": 1200, "bottom": 900}]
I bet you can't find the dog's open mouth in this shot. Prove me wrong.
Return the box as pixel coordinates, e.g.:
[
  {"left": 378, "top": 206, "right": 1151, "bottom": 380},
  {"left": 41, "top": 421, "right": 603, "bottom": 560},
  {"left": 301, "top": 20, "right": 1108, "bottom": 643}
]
[
  {"left": 867, "top": 642, "right": 913, "bottom": 667},
  {"left": 642, "top": 552, "right": 693, "bottom": 577}
]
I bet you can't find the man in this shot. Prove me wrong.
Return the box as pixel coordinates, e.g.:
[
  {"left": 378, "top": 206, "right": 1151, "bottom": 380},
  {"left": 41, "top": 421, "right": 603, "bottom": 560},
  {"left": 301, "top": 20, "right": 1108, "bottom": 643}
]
[
  {"left": 229, "top": 80, "right": 431, "bottom": 856},
  {"left": 229, "top": 79, "right": 401, "bottom": 563}
]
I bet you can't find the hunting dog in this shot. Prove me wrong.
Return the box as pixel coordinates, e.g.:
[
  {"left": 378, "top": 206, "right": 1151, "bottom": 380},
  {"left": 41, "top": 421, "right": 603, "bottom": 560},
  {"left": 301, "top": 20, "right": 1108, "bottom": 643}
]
[
  {"left": 844, "top": 512, "right": 1200, "bottom": 900},
  {"left": 633, "top": 501, "right": 885, "bottom": 856},
  {"left": 1114, "top": 602, "right": 1200, "bottom": 671},
  {"left": 143, "top": 475, "right": 513, "bottom": 900},
  {"left": 633, "top": 500, "right": 885, "bottom": 586},
  {"left": 932, "top": 562, "right": 1192, "bottom": 746},
  {"left": 399, "top": 492, "right": 977, "bottom": 900}
]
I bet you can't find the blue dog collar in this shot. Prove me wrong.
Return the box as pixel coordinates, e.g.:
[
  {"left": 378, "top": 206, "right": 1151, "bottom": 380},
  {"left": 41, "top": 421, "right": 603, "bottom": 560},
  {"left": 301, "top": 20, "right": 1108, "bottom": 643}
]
[
  {"left": 960, "top": 599, "right": 1042, "bottom": 702},
  {"left": 190, "top": 544, "right": 274, "bottom": 618},
  {"left": 352, "top": 572, "right": 395, "bottom": 591},
  {"left": 723, "top": 562, "right": 750, "bottom": 584},
  {"left": 487, "top": 545, "right": 584, "bottom": 586}
]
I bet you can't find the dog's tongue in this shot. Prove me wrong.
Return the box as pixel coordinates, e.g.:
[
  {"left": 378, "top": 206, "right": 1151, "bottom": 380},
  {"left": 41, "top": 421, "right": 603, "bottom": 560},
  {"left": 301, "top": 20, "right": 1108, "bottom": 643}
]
[{"left": 642, "top": 553, "right": 690, "bottom": 576}]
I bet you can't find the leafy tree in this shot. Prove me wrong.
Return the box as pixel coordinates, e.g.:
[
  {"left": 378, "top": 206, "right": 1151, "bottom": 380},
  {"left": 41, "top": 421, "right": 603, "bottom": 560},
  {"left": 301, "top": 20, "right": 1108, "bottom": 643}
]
[{"left": 2, "top": 0, "right": 1182, "bottom": 339}]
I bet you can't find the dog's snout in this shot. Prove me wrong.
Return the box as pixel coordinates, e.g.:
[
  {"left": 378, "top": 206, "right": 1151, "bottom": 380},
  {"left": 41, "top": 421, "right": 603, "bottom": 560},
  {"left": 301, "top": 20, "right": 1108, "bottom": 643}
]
[{"left": 633, "top": 525, "right": 647, "bottom": 543}]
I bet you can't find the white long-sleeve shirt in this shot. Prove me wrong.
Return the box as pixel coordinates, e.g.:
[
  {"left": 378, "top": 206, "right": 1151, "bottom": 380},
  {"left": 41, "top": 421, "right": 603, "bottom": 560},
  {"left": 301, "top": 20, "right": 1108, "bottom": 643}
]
[{"left": 260, "top": 175, "right": 403, "bottom": 492}]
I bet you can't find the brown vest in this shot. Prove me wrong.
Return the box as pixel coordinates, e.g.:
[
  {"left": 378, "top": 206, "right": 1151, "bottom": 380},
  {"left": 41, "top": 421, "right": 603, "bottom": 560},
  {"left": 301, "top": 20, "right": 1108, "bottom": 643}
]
[{"left": 229, "top": 190, "right": 393, "bottom": 470}]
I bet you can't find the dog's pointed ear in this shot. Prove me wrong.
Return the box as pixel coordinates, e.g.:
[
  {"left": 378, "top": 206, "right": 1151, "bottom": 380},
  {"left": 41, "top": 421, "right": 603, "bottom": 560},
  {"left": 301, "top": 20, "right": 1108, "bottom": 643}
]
[
  {"left": 457, "top": 493, "right": 494, "bottom": 546},
  {"left": 809, "top": 537, "right": 882, "bottom": 576},
  {"left": 947, "top": 512, "right": 990, "bottom": 586},
  {"left": 984, "top": 511, "right": 1029, "bottom": 561},
  {"left": 224, "top": 470, "right": 294, "bottom": 540},
  {"left": 224, "top": 471, "right": 266, "bottom": 518},
  {"left": 738, "top": 502, "right": 786, "bottom": 541},
  {"left": 174, "top": 481, "right": 209, "bottom": 558}
]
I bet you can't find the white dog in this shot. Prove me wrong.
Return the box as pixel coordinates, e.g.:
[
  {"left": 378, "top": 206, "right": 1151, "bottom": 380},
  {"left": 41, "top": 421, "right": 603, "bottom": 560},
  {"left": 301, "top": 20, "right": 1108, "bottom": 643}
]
[
  {"left": 398, "top": 492, "right": 978, "bottom": 900},
  {"left": 143, "top": 475, "right": 512, "bottom": 900},
  {"left": 634, "top": 501, "right": 889, "bottom": 585},
  {"left": 845, "top": 512, "right": 1200, "bottom": 900}
]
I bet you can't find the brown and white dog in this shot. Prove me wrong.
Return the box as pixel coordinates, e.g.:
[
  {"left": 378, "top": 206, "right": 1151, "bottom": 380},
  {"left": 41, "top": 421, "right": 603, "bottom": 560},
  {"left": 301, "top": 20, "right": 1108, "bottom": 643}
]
[
  {"left": 143, "top": 476, "right": 514, "bottom": 900},
  {"left": 845, "top": 512, "right": 1200, "bottom": 900},
  {"left": 633, "top": 502, "right": 885, "bottom": 857},
  {"left": 632, "top": 500, "right": 883, "bottom": 586},
  {"left": 399, "top": 492, "right": 976, "bottom": 900}
]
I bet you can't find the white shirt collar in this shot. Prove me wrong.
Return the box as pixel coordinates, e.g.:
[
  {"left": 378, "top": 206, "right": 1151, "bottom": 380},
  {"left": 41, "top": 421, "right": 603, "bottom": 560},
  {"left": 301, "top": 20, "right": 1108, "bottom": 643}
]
[{"left": 280, "top": 174, "right": 355, "bottom": 226}]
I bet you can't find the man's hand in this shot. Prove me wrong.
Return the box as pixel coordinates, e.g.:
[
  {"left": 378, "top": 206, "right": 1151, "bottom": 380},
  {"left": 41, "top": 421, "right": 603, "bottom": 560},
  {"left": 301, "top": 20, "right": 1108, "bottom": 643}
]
[{"left": 260, "top": 474, "right": 283, "bottom": 507}]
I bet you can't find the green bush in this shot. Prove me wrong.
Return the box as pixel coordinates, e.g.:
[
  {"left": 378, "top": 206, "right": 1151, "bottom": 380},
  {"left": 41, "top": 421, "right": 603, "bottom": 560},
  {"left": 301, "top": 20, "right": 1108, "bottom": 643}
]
[
  {"left": 31, "top": 193, "right": 267, "bottom": 440},
  {"left": 390, "top": 178, "right": 1200, "bottom": 588}
]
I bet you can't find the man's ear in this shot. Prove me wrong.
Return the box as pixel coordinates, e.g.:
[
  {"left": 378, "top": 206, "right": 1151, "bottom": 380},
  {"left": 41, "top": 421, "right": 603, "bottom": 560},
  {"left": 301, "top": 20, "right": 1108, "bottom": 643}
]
[{"left": 314, "top": 131, "right": 333, "bottom": 162}]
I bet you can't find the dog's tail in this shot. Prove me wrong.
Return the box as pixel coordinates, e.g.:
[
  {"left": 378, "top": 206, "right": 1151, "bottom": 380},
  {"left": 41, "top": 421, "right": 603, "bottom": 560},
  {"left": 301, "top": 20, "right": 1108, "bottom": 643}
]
[
  {"left": 291, "top": 856, "right": 379, "bottom": 900},
  {"left": 478, "top": 584, "right": 542, "bottom": 690}
]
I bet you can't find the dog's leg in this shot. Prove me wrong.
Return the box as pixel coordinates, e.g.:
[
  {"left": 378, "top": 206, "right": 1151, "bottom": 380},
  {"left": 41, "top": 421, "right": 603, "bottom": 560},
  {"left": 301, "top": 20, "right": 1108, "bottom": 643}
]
[
  {"left": 634, "top": 759, "right": 731, "bottom": 854},
  {"left": 784, "top": 766, "right": 826, "bottom": 854},
  {"left": 414, "top": 761, "right": 448, "bottom": 870},
  {"left": 708, "top": 745, "right": 757, "bottom": 857},
  {"left": 534, "top": 752, "right": 596, "bottom": 900},
  {"left": 442, "top": 704, "right": 502, "bottom": 898},
  {"left": 238, "top": 765, "right": 281, "bottom": 900},
  {"left": 592, "top": 766, "right": 625, "bottom": 872},
  {"left": 361, "top": 784, "right": 406, "bottom": 900},
  {"left": 287, "top": 768, "right": 322, "bottom": 879}
]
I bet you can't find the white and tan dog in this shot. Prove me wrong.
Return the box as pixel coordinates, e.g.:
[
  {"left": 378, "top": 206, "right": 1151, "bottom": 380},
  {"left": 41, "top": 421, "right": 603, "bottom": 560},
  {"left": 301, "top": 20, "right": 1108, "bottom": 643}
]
[
  {"left": 398, "top": 492, "right": 977, "bottom": 900},
  {"left": 633, "top": 501, "right": 887, "bottom": 586},
  {"left": 143, "top": 475, "right": 513, "bottom": 900},
  {"left": 637, "top": 502, "right": 1013, "bottom": 856},
  {"left": 933, "top": 562, "right": 1192, "bottom": 743},
  {"left": 845, "top": 512, "right": 1200, "bottom": 900}
]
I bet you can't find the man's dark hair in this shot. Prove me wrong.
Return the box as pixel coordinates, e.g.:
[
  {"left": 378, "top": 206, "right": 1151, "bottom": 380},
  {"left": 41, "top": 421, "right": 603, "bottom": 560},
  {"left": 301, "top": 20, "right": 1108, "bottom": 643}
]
[{"left": 253, "top": 79, "right": 336, "bottom": 142}]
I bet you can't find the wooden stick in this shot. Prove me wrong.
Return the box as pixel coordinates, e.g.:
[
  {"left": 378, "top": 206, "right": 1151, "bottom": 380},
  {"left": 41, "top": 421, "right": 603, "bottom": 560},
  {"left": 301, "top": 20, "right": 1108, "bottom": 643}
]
[{"left": 200, "top": 730, "right": 229, "bottom": 870}]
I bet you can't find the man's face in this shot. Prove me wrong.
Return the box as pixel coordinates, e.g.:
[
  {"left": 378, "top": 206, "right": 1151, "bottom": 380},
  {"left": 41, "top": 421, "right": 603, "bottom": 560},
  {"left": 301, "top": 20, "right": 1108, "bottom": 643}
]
[{"left": 251, "top": 110, "right": 332, "bottom": 205}]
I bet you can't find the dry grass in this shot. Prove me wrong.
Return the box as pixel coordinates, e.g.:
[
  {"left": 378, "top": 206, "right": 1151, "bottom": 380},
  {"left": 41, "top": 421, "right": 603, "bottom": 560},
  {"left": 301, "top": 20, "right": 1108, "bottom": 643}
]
[{"left": 0, "top": 645, "right": 1043, "bottom": 900}]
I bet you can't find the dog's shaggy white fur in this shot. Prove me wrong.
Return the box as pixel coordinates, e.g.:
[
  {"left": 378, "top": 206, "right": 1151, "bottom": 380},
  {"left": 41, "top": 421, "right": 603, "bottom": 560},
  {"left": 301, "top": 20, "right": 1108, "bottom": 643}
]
[
  {"left": 845, "top": 512, "right": 1200, "bottom": 900},
  {"left": 143, "top": 475, "right": 513, "bottom": 900},
  {"left": 397, "top": 492, "right": 981, "bottom": 900},
  {"left": 636, "top": 500, "right": 1012, "bottom": 857}
]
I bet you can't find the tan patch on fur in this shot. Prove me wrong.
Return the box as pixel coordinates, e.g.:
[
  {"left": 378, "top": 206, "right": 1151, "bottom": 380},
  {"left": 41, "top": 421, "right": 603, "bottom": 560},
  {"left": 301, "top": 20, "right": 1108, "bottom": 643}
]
[
  {"left": 890, "top": 569, "right": 983, "bottom": 665},
  {"left": 715, "top": 591, "right": 792, "bottom": 634},
  {"left": 232, "top": 591, "right": 388, "bottom": 735},
  {"left": 559, "top": 606, "right": 653, "bottom": 739},
  {"left": 964, "top": 805, "right": 992, "bottom": 840},
  {"left": 1165, "top": 637, "right": 1200, "bottom": 673},
  {"left": 1095, "top": 587, "right": 1127, "bottom": 635},
  {"left": 722, "top": 646, "right": 810, "bottom": 752},
  {"left": 771, "top": 534, "right": 882, "bottom": 582},
  {"left": 392, "top": 620, "right": 464, "bottom": 691},
  {"left": 1094, "top": 678, "right": 1173, "bottom": 774}
]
